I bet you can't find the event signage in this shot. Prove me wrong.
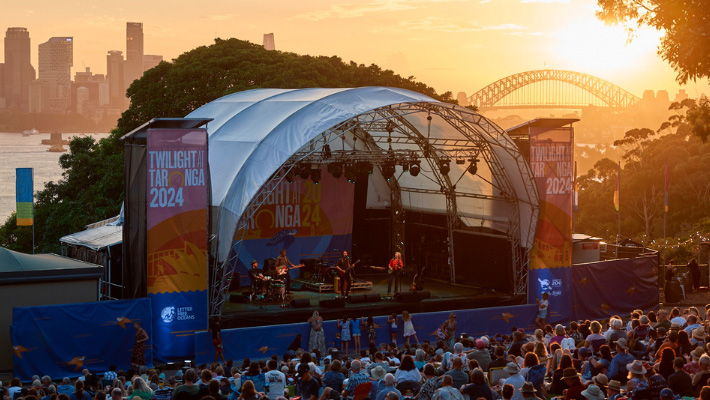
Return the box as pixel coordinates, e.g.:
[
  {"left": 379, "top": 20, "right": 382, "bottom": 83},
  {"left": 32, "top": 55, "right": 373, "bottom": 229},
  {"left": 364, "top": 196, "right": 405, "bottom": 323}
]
[
  {"left": 11, "top": 298, "right": 153, "bottom": 380},
  {"left": 146, "top": 128, "right": 208, "bottom": 361},
  {"left": 231, "top": 168, "right": 355, "bottom": 286},
  {"left": 527, "top": 126, "right": 573, "bottom": 323},
  {"left": 15, "top": 168, "right": 33, "bottom": 226}
]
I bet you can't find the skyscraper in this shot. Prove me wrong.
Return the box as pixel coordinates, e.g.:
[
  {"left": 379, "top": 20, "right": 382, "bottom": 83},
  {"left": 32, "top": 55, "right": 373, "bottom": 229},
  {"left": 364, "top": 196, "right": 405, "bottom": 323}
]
[
  {"left": 37, "top": 37, "right": 73, "bottom": 113},
  {"left": 125, "top": 22, "right": 144, "bottom": 89},
  {"left": 263, "top": 33, "right": 275, "bottom": 51},
  {"left": 107, "top": 50, "right": 125, "bottom": 110},
  {"left": 4, "top": 27, "right": 35, "bottom": 112},
  {"left": 142, "top": 54, "right": 163, "bottom": 72}
]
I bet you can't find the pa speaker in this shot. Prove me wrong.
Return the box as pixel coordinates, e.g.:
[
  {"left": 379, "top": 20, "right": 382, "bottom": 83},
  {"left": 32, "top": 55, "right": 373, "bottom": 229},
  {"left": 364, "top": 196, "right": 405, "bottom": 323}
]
[
  {"left": 395, "top": 292, "right": 423, "bottom": 303},
  {"left": 366, "top": 294, "right": 382, "bottom": 302},
  {"left": 290, "top": 298, "right": 310, "bottom": 308},
  {"left": 346, "top": 295, "right": 369, "bottom": 304},
  {"left": 416, "top": 290, "right": 431, "bottom": 299},
  {"left": 320, "top": 298, "right": 346, "bottom": 308},
  {"left": 229, "top": 294, "right": 249, "bottom": 303}
]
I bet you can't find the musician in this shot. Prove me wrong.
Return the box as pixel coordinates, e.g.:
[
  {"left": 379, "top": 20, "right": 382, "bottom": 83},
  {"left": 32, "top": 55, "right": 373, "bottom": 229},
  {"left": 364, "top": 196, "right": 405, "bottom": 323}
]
[
  {"left": 387, "top": 251, "right": 403, "bottom": 295},
  {"left": 248, "top": 260, "right": 266, "bottom": 296},
  {"left": 336, "top": 250, "right": 352, "bottom": 297},
  {"left": 275, "top": 249, "right": 296, "bottom": 293}
]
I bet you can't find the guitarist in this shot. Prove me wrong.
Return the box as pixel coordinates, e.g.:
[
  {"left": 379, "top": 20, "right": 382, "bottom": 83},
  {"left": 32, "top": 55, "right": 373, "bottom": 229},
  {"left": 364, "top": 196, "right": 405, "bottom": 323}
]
[
  {"left": 275, "top": 248, "right": 298, "bottom": 294},
  {"left": 387, "top": 251, "right": 404, "bottom": 295},
  {"left": 336, "top": 250, "right": 352, "bottom": 297}
]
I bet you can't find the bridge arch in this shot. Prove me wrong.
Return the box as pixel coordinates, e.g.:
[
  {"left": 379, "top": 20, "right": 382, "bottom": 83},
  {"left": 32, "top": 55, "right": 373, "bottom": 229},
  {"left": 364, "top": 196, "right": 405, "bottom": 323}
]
[{"left": 468, "top": 69, "right": 640, "bottom": 108}]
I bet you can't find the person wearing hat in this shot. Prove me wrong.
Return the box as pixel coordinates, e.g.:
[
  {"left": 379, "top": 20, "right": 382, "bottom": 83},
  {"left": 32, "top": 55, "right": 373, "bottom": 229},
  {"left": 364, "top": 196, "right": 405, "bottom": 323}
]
[
  {"left": 248, "top": 260, "right": 266, "bottom": 298},
  {"left": 501, "top": 362, "right": 525, "bottom": 400},
  {"left": 591, "top": 374, "right": 608, "bottom": 392},
  {"left": 606, "top": 380, "right": 622, "bottom": 400},
  {"left": 692, "top": 326, "right": 707, "bottom": 347},
  {"left": 466, "top": 339, "right": 492, "bottom": 371},
  {"left": 296, "top": 364, "right": 320, "bottom": 400},
  {"left": 580, "top": 384, "right": 604, "bottom": 400},
  {"left": 607, "top": 338, "right": 635, "bottom": 381},
  {"left": 561, "top": 367, "right": 584, "bottom": 400},
  {"left": 626, "top": 360, "right": 649, "bottom": 395},
  {"left": 367, "top": 365, "right": 387, "bottom": 400},
  {"left": 518, "top": 382, "right": 542, "bottom": 400},
  {"left": 659, "top": 388, "right": 676, "bottom": 400}
]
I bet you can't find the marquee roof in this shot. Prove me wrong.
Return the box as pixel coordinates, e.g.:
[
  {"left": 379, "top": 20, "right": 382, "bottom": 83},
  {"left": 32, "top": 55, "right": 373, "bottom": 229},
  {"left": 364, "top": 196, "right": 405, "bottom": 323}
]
[{"left": 187, "top": 87, "right": 538, "bottom": 262}]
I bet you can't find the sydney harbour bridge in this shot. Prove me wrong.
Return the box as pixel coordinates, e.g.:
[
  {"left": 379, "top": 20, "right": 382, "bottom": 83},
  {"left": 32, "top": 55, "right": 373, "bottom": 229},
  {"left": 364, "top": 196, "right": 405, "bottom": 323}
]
[{"left": 465, "top": 69, "right": 641, "bottom": 110}]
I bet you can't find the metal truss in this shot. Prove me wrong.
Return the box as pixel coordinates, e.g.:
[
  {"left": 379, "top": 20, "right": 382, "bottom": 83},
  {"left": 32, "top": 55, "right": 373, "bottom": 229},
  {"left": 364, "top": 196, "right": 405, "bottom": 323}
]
[
  {"left": 468, "top": 69, "right": 641, "bottom": 109},
  {"left": 209, "top": 102, "right": 538, "bottom": 316}
]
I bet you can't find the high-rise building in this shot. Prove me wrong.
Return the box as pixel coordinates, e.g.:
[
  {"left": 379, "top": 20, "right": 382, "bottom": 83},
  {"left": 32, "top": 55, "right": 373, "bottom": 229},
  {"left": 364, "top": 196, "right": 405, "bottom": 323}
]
[
  {"left": 38, "top": 37, "right": 73, "bottom": 113},
  {"left": 263, "top": 33, "right": 275, "bottom": 51},
  {"left": 125, "top": 22, "right": 144, "bottom": 89},
  {"left": 107, "top": 50, "right": 125, "bottom": 110},
  {"left": 4, "top": 27, "right": 35, "bottom": 112},
  {"left": 71, "top": 67, "right": 106, "bottom": 116},
  {"left": 142, "top": 54, "right": 163, "bottom": 72}
]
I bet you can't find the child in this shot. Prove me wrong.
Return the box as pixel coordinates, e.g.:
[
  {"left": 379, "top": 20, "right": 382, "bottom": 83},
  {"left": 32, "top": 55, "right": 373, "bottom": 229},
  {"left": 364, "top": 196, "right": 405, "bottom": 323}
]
[
  {"left": 366, "top": 316, "right": 378, "bottom": 347},
  {"left": 387, "top": 313, "right": 398, "bottom": 346},
  {"left": 535, "top": 292, "right": 549, "bottom": 329},
  {"left": 402, "top": 310, "right": 419, "bottom": 346},
  {"left": 338, "top": 317, "right": 351, "bottom": 354},
  {"left": 351, "top": 317, "right": 362, "bottom": 354}
]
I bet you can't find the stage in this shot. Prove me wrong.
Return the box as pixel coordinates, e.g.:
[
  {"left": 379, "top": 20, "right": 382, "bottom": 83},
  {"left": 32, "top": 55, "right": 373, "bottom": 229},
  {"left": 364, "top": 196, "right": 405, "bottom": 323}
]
[{"left": 221, "top": 270, "right": 524, "bottom": 329}]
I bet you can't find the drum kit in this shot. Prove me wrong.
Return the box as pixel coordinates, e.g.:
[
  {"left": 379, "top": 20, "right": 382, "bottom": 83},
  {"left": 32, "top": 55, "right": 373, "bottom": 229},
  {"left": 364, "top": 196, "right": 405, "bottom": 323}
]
[{"left": 253, "top": 275, "right": 286, "bottom": 302}]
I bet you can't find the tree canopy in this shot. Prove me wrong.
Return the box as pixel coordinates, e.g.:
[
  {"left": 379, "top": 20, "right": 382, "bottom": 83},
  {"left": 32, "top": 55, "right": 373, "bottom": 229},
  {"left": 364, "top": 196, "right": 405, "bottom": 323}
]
[
  {"left": 596, "top": 0, "right": 710, "bottom": 85},
  {"left": 1, "top": 38, "right": 455, "bottom": 253}
]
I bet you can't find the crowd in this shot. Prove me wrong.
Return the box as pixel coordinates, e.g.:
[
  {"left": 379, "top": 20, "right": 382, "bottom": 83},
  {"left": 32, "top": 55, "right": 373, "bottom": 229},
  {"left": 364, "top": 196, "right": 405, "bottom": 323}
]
[{"left": 7, "top": 305, "right": 710, "bottom": 400}]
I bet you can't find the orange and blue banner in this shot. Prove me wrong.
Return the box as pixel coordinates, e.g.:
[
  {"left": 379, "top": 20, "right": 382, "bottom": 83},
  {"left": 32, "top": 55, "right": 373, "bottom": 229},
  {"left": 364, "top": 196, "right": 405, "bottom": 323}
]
[
  {"left": 527, "top": 126, "right": 574, "bottom": 323},
  {"left": 146, "top": 128, "right": 208, "bottom": 361},
  {"left": 15, "top": 168, "right": 33, "bottom": 226},
  {"left": 11, "top": 298, "right": 153, "bottom": 380}
]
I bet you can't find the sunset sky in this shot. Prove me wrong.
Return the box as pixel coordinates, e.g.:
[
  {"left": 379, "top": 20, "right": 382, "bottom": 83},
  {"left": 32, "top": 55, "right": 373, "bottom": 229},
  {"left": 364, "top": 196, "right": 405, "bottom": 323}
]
[{"left": 2, "top": 0, "right": 709, "bottom": 100}]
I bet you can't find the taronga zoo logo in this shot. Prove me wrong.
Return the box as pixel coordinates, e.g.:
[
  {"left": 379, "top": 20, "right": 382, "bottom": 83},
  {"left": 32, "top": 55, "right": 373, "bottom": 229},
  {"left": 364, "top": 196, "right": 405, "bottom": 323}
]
[
  {"left": 161, "top": 306, "right": 176, "bottom": 323},
  {"left": 538, "top": 278, "right": 562, "bottom": 297}
]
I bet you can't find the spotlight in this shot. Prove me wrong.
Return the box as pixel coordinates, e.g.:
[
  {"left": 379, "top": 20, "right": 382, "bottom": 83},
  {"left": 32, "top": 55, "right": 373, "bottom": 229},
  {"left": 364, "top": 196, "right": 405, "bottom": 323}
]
[
  {"left": 328, "top": 162, "right": 343, "bottom": 178},
  {"left": 298, "top": 163, "right": 311, "bottom": 180},
  {"left": 357, "top": 161, "right": 373, "bottom": 176},
  {"left": 381, "top": 161, "right": 396, "bottom": 180},
  {"left": 344, "top": 163, "right": 357, "bottom": 183},
  {"left": 285, "top": 170, "right": 294, "bottom": 183},
  {"left": 323, "top": 144, "right": 332, "bottom": 159},
  {"left": 310, "top": 168, "right": 321, "bottom": 185},
  {"left": 467, "top": 158, "right": 478, "bottom": 175},
  {"left": 409, "top": 159, "right": 421, "bottom": 177},
  {"left": 455, "top": 159, "right": 466, "bottom": 165},
  {"left": 439, "top": 159, "right": 450, "bottom": 175}
]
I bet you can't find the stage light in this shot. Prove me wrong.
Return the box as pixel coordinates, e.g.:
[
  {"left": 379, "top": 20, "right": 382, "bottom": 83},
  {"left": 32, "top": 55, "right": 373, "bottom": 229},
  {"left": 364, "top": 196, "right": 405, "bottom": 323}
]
[
  {"left": 468, "top": 158, "right": 478, "bottom": 175},
  {"left": 285, "top": 170, "right": 294, "bottom": 183},
  {"left": 310, "top": 168, "right": 321, "bottom": 185},
  {"left": 344, "top": 163, "right": 357, "bottom": 183},
  {"left": 298, "top": 163, "right": 311, "bottom": 180},
  {"left": 323, "top": 144, "right": 332, "bottom": 159},
  {"left": 381, "top": 161, "right": 396, "bottom": 180},
  {"left": 455, "top": 159, "right": 466, "bottom": 165},
  {"left": 328, "top": 162, "right": 343, "bottom": 178},
  {"left": 358, "top": 161, "right": 373, "bottom": 176},
  {"left": 409, "top": 160, "right": 421, "bottom": 177},
  {"left": 439, "top": 159, "right": 450, "bottom": 175}
]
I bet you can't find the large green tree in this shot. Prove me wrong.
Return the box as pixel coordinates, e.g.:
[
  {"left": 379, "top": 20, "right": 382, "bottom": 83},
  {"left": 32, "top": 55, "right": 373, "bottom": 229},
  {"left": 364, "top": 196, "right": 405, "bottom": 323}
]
[{"left": 1, "top": 38, "right": 454, "bottom": 253}]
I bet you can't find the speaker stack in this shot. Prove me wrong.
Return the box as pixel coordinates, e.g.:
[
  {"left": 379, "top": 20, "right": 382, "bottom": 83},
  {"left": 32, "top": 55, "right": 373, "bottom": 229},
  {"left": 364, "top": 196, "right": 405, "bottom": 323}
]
[{"left": 319, "top": 297, "right": 346, "bottom": 308}]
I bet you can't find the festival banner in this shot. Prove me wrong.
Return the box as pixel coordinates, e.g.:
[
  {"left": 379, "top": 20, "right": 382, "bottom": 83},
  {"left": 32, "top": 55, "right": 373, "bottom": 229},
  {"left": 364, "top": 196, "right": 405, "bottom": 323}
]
[
  {"left": 229, "top": 168, "right": 355, "bottom": 286},
  {"left": 15, "top": 168, "right": 33, "bottom": 226},
  {"left": 11, "top": 298, "right": 153, "bottom": 380},
  {"left": 527, "top": 127, "right": 574, "bottom": 324},
  {"left": 146, "top": 128, "right": 208, "bottom": 361}
]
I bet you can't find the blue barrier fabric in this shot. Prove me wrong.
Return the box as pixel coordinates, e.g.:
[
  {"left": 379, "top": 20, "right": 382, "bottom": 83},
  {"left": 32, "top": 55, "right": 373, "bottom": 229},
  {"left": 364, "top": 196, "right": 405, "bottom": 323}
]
[
  {"left": 11, "top": 298, "right": 153, "bottom": 380},
  {"left": 195, "top": 304, "right": 538, "bottom": 363},
  {"left": 572, "top": 256, "right": 659, "bottom": 321},
  {"left": 529, "top": 267, "right": 572, "bottom": 325}
]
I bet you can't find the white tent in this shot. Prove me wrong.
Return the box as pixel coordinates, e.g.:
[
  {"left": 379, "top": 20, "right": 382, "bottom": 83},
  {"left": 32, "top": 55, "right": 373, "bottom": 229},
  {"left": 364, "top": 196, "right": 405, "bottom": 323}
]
[{"left": 186, "top": 87, "right": 538, "bottom": 266}]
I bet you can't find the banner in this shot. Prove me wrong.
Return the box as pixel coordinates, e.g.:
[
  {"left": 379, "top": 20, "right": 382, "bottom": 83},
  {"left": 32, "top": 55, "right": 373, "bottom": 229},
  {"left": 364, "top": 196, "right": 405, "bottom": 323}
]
[
  {"left": 146, "top": 128, "right": 209, "bottom": 361},
  {"left": 11, "top": 298, "right": 153, "bottom": 380},
  {"left": 572, "top": 256, "right": 658, "bottom": 321},
  {"left": 229, "top": 168, "right": 354, "bottom": 286},
  {"left": 527, "top": 127, "right": 574, "bottom": 323},
  {"left": 194, "top": 304, "right": 538, "bottom": 363},
  {"left": 15, "top": 168, "right": 33, "bottom": 226}
]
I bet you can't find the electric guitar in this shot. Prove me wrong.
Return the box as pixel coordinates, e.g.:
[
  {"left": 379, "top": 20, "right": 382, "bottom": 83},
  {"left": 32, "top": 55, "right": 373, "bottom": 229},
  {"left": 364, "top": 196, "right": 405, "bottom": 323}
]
[{"left": 336, "top": 259, "right": 361, "bottom": 279}]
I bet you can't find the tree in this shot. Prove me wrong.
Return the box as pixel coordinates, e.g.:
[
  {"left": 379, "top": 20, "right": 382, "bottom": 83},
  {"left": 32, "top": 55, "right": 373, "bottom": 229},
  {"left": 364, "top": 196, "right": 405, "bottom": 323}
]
[
  {"left": 1, "top": 38, "right": 455, "bottom": 253},
  {"left": 596, "top": 0, "right": 710, "bottom": 85}
]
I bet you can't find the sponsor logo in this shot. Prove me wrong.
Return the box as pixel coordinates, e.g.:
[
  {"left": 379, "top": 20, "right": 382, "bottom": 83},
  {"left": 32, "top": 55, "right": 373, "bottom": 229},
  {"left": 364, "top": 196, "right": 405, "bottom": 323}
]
[{"left": 161, "top": 306, "right": 176, "bottom": 323}]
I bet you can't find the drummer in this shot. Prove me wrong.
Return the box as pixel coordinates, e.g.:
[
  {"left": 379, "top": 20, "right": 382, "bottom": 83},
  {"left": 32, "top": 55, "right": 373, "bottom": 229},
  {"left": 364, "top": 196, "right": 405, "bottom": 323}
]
[{"left": 248, "top": 259, "right": 267, "bottom": 296}]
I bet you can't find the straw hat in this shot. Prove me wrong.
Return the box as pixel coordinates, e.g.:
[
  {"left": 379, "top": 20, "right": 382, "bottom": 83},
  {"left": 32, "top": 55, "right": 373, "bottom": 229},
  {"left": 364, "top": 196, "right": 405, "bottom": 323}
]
[
  {"left": 562, "top": 367, "right": 580, "bottom": 380},
  {"left": 607, "top": 380, "right": 622, "bottom": 392},
  {"left": 582, "top": 384, "right": 605, "bottom": 400},
  {"left": 693, "top": 327, "right": 707, "bottom": 340},
  {"left": 616, "top": 338, "right": 628, "bottom": 350},
  {"left": 626, "top": 360, "right": 647, "bottom": 375},
  {"left": 519, "top": 382, "right": 536, "bottom": 394},
  {"left": 670, "top": 322, "right": 680, "bottom": 331},
  {"left": 692, "top": 346, "right": 705, "bottom": 359},
  {"left": 370, "top": 366, "right": 387, "bottom": 380},
  {"left": 591, "top": 374, "right": 608, "bottom": 389},
  {"left": 504, "top": 362, "right": 521, "bottom": 374}
]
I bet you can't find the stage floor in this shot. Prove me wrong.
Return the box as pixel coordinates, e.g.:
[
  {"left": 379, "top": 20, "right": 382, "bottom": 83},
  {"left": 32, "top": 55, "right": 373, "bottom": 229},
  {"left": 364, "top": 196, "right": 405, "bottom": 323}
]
[{"left": 221, "top": 272, "right": 524, "bottom": 329}]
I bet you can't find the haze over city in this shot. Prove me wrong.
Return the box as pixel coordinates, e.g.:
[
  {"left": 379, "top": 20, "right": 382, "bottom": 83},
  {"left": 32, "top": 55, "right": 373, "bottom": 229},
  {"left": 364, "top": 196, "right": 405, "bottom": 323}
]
[{"left": 2, "top": 0, "right": 709, "bottom": 99}]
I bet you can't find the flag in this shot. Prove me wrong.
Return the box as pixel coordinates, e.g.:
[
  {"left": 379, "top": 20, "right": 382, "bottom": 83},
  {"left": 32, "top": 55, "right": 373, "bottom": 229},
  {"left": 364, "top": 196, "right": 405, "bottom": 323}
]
[
  {"left": 664, "top": 163, "right": 669, "bottom": 213},
  {"left": 613, "top": 162, "right": 620, "bottom": 212},
  {"left": 573, "top": 161, "right": 578, "bottom": 212},
  {"left": 16, "top": 168, "right": 34, "bottom": 226}
]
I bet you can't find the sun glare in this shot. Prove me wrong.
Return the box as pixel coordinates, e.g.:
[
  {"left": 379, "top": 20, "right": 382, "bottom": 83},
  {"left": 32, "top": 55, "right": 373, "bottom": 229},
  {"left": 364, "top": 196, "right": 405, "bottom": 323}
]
[{"left": 552, "top": 17, "right": 661, "bottom": 78}]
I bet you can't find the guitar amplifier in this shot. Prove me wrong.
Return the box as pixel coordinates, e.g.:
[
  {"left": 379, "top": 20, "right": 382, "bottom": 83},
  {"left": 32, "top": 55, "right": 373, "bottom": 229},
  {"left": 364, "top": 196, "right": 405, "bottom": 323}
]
[
  {"left": 334, "top": 276, "right": 341, "bottom": 294},
  {"left": 263, "top": 258, "right": 276, "bottom": 273}
]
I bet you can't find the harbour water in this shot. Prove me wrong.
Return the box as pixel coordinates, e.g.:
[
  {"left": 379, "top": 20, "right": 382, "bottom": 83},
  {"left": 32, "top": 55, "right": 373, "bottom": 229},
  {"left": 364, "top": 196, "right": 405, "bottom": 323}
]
[{"left": 0, "top": 132, "right": 110, "bottom": 224}]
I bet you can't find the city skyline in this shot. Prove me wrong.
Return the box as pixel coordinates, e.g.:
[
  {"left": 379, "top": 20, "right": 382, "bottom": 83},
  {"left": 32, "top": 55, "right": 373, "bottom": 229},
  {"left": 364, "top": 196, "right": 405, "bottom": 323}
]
[{"left": 0, "top": 0, "right": 708, "bottom": 101}]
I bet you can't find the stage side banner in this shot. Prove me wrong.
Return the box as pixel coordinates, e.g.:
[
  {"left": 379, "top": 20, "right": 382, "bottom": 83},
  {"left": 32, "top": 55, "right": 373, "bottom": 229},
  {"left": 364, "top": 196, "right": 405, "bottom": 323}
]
[
  {"left": 527, "top": 127, "right": 573, "bottom": 324},
  {"left": 230, "top": 168, "right": 355, "bottom": 286},
  {"left": 195, "top": 304, "right": 538, "bottom": 363},
  {"left": 146, "top": 128, "right": 209, "bottom": 361},
  {"left": 11, "top": 298, "right": 153, "bottom": 380},
  {"left": 572, "top": 256, "right": 658, "bottom": 321},
  {"left": 15, "top": 168, "right": 33, "bottom": 226}
]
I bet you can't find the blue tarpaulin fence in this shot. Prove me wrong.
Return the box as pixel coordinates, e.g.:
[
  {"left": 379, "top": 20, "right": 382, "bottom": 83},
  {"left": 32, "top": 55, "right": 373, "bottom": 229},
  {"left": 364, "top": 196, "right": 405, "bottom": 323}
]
[
  {"left": 11, "top": 298, "right": 153, "bottom": 380},
  {"left": 195, "top": 304, "right": 538, "bottom": 363}
]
